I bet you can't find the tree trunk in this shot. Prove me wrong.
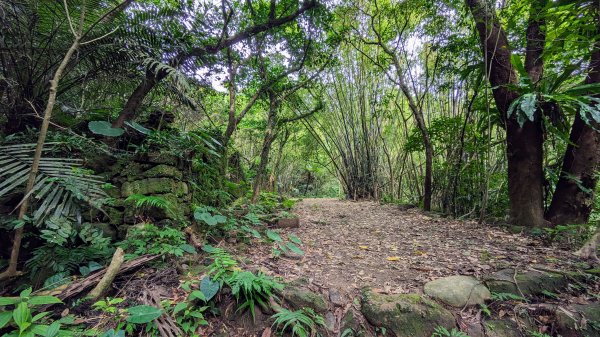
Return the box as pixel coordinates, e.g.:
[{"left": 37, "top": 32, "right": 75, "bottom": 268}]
[
  {"left": 466, "top": 0, "right": 546, "bottom": 227},
  {"left": 0, "top": 24, "right": 82, "bottom": 281},
  {"left": 112, "top": 72, "right": 161, "bottom": 128},
  {"left": 546, "top": 6, "right": 600, "bottom": 225},
  {"left": 251, "top": 93, "right": 278, "bottom": 203}
]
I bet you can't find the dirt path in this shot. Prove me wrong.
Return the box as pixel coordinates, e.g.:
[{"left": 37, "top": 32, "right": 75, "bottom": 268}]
[{"left": 236, "top": 198, "right": 579, "bottom": 294}]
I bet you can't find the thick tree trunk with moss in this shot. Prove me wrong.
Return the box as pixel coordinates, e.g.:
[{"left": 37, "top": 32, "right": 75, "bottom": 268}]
[
  {"left": 467, "top": 0, "right": 546, "bottom": 227},
  {"left": 546, "top": 7, "right": 600, "bottom": 226}
]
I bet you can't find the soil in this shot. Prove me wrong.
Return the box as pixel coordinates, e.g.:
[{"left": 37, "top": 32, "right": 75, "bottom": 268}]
[{"left": 231, "top": 198, "right": 582, "bottom": 294}]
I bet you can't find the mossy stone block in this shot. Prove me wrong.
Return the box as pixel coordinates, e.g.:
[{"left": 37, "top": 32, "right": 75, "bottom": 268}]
[
  {"left": 143, "top": 164, "right": 183, "bottom": 179},
  {"left": 121, "top": 178, "right": 188, "bottom": 197}
]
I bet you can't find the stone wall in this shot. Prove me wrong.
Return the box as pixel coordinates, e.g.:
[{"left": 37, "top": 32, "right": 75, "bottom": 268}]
[{"left": 100, "top": 152, "right": 194, "bottom": 237}]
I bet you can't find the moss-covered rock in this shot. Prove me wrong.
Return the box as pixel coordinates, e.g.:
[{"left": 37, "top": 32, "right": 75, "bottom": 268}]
[
  {"left": 145, "top": 152, "right": 178, "bottom": 165},
  {"left": 121, "top": 178, "right": 188, "bottom": 197},
  {"left": 143, "top": 164, "right": 182, "bottom": 179},
  {"left": 483, "top": 319, "right": 521, "bottom": 337},
  {"left": 484, "top": 268, "right": 567, "bottom": 297},
  {"left": 360, "top": 288, "right": 455, "bottom": 337},
  {"left": 281, "top": 279, "right": 329, "bottom": 314},
  {"left": 556, "top": 303, "right": 600, "bottom": 337},
  {"left": 123, "top": 193, "right": 188, "bottom": 222}
]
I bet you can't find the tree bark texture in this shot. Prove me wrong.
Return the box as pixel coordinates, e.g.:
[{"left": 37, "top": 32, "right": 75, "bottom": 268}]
[{"left": 467, "top": 0, "right": 545, "bottom": 227}]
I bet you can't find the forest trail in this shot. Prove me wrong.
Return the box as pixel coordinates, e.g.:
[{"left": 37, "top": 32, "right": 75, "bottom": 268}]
[{"left": 236, "top": 198, "right": 579, "bottom": 294}]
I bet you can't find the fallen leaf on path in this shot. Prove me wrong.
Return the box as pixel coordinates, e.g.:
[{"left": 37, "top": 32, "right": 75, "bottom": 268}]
[{"left": 387, "top": 256, "right": 401, "bottom": 261}]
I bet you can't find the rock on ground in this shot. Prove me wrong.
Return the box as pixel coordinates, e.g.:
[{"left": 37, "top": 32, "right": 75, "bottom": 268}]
[
  {"left": 484, "top": 268, "right": 568, "bottom": 297},
  {"left": 556, "top": 303, "right": 600, "bottom": 337},
  {"left": 361, "top": 288, "right": 455, "bottom": 337},
  {"left": 424, "top": 275, "right": 491, "bottom": 307}
]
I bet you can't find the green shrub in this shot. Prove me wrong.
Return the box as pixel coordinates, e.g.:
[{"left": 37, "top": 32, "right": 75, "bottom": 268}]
[{"left": 118, "top": 223, "right": 196, "bottom": 258}]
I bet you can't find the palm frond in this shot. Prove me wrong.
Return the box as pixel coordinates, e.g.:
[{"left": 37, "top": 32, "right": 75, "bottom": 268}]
[{"left": 0, "top": 143, "right": 109, "bottom": 224}]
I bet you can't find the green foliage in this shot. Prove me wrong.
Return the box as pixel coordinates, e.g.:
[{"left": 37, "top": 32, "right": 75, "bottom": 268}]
[
  {"left": 0, "top": 288, "right": 78, "bottom": 337},
  {"left": 227, "top": 271, "right": 284, "bottom": 320},
  {"left": 164, "top": 277, "right": 221, "bottom": 336},
  {"left": 27, "top": 217, "right": 113, "bottom": 282},
  {"left": 203, "top": 245, "right": 239, "bottom": 281},
  {"left": 119, "top": 223, "right": 196, "bottom": 258},
  {"left": 93, "top": 299, "right": 162, "bottom": 335},
  {"left": 267, "top": 230, "right": 305, "bottom": 258},
  {"left": 543, "top": 223, "right": 595, "bottom": 246},
  {"left": 479, "top": 303, "right": 491, "bottom": 317},
  {"left": 92, "top": 297, "right": 125, "bottom": 314},
  {"left": 193, "top": 206, "right": 227, "bottom": 226},
  {"left": 431, "top": 327, "right": 470, "bottom": 337},
  {"left": 168, "top": 299, "right": 208, "bottom": 337},
  {"left": 271, "top": 307, "right": 326, "bottom": 337},
  {"left": 125, "top": 194, "right": 175, "bottom": 217},
  {"left": 0, "top": 143, "right": 110, "bottom": 224}
]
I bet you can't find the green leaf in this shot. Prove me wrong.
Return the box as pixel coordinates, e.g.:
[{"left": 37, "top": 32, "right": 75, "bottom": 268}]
[
  {"left": 13, "top": 302, "right": 32, "bottom": 331},
  {"left": 266, "top": 230, "right": 283, "bottom": 242},
  {"left": 189, "top": 290, "right": 206, "bottom": 302},
  {"left": 125, "top": 121, "right": 152, "bottom": 135},
  {"left": 172, "top": 302, "right": 188, "bottom": 315},
  {"left": 20, "top": 288, "right": 33, "bottom": 298},
  {"left": 510, "top": 55, "right": 527, "bottom": 77},
  {"left": 126, "top": 305, "right": 162, "bottom": 324},
  {"left": 179, "top": 244, "right": 197, "bottom": 254},
  {"left": 564, "top": 82, "right": 600, "bottom": 96},
  {"left": 200, "top": 277, "right": 220, "bottom": 301},
  {"left": 519, "top": 93, "right": 537, "bottom": 122},
  {"left": 287, "top": 233, "right": 302, "bottom": 245},
  {"left": 0, "top": 311, "right": 12, "bottom": 329},
  {"left": 31, "top": 311, "right": 50, "bottom": 322},
  {"left": 285, "top": 242, "right": 304, "bottom": 256},
  {"left": 28, "top": 296, "right": 62, "bottom": 306},
  {"left": 45, "top": 321, "right": 60, "bottom": 337},
  {"left": 88, "top": 121, "right": 124, "bottom": 137},
  {"left": 0, "top": 296, "right": 21, "bottom": 306}
]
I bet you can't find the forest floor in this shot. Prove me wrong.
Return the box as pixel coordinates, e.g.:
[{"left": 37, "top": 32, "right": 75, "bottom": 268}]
[{"left": 231, "top": 198, "right": 582, "bottom": 295}]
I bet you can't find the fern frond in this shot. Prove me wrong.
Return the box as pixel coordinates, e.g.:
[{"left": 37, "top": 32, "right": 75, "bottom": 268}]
[{"left": 0, "top": 143, "right": 109, "bottom": 224}]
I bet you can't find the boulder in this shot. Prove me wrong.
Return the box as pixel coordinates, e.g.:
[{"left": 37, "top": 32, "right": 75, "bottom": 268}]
[
  {"left": 361, "top": 288, "right": 455, "bottom": 337},
  {"left": 121, "top": 178, "right": 188, "bottom": 197},
  {"left": 483, "top": 319, "right": 521, "bottom": 337},
  {"left": 483, "top": 268, "right": 567, "bottom": 297},
  {"left": 556, "top": 303, "right": 600, "bottom": 337},
  {"left": 281, "top": 279, "right": 329, "bottom": 314},
  {"left": 424, "top": 275, "right": 491, "bottom": 307},
  {"left": 143, "top": 164, "right": 183, "bottom": 179}
]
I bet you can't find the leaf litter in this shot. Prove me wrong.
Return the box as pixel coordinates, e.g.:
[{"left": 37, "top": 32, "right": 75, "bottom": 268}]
[{"left": 228, "top": 198, "right": 583, "bottom": 295}]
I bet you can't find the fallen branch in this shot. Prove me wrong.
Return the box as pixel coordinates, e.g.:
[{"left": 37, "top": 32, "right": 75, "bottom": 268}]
[
  {"left": 55, "top": 254, "right": 158, "bottom": 302},
  {"left": 88, "top": 248, "right": 125, "bottom": 300}
]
